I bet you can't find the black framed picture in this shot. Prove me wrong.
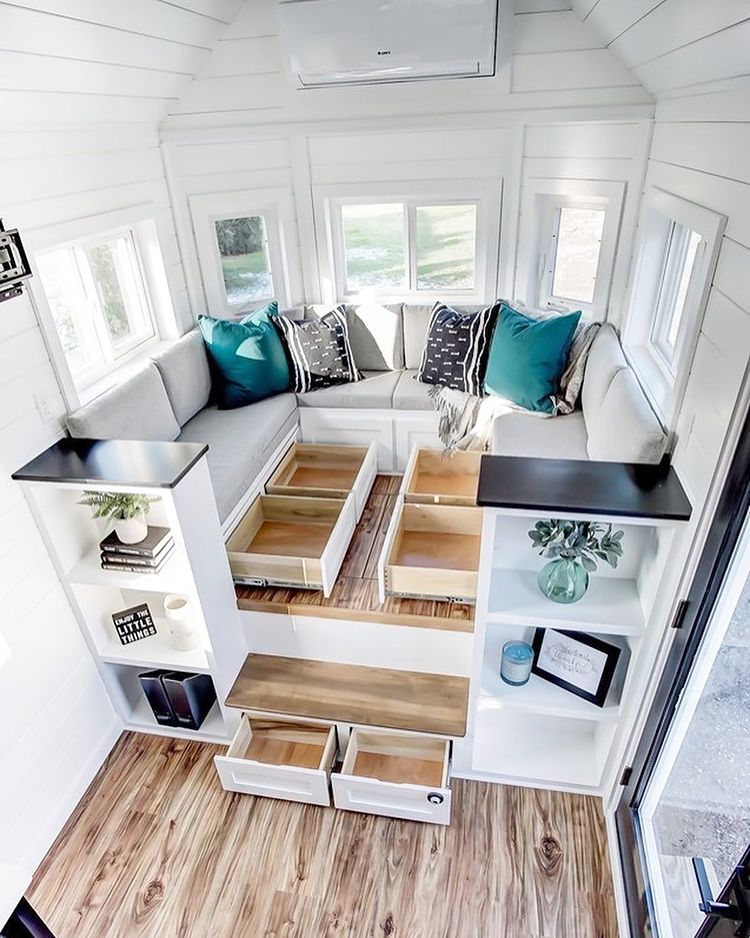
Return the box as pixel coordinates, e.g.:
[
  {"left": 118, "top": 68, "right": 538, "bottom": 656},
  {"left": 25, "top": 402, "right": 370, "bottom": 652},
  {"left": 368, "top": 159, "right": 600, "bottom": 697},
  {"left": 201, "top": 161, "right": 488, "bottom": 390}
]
[{"left": 531, "top": 628, "right": 621, "bottom": 707}]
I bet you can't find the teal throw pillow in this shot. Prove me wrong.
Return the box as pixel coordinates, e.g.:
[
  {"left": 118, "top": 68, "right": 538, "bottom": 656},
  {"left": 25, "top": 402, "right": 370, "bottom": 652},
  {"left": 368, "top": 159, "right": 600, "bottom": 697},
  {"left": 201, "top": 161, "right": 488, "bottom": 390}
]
[
  {"left": 484, "top": 304, "right": 581, "bottom": 413},
  {"left": 198, "top": 302, "right": 290, "bottom": 409}
]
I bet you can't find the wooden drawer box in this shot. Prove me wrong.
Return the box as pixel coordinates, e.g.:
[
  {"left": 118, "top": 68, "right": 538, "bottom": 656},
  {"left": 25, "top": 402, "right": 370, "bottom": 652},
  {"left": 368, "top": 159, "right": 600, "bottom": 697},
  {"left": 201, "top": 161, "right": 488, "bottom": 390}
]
[
  {"left": 402, "top": 448, "right": 481, "bottom": 506},
  {"left": 378, "top": 502, "right": 482, "bottom": 603},
  {"left": 226, "top": 493, "right": 356, "bottom": 596},
  {"left": 215, "top": 714, "right": 337, "bottom": 805},
  {"left": 332, "top": 728, "right": 452, "bottom": 825},
  {"left": 265, "top": 441, "right": 377, "bottom": 521}
]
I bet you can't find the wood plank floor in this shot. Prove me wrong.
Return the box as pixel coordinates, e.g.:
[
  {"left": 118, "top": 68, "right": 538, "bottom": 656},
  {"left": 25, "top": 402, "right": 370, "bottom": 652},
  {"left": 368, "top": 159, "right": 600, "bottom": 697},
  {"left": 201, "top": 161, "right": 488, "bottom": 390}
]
[
  {"left": 235, "top": 475, "right": 475, "bottom": 632},
  {"left": 29, "top": 734, "right": 618, "bottom": 938}
]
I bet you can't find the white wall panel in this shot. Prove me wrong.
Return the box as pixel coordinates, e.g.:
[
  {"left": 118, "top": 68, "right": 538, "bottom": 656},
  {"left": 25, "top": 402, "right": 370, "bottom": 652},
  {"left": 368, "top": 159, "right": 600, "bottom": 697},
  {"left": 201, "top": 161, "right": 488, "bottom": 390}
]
[
  {"left": 512, "top": 49, "right": 640, "bottom": 92},
  {"left": 513, "top": 10, "right": 602, "bottom": 53}
]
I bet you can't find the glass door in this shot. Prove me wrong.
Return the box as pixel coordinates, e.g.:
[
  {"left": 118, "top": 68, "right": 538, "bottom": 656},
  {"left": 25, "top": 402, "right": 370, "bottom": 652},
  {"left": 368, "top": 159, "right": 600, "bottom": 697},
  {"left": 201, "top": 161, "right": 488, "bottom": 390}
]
[{"left": 638, "top": 514, "right": 750, "bottom": 937}]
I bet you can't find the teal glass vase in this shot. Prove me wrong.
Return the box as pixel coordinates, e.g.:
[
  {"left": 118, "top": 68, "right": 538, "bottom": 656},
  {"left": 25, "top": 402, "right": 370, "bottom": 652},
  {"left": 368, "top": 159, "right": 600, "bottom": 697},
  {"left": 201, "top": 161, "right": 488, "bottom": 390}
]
[{"left": 537, "top": 558, "right": 589, "bottom": 604}]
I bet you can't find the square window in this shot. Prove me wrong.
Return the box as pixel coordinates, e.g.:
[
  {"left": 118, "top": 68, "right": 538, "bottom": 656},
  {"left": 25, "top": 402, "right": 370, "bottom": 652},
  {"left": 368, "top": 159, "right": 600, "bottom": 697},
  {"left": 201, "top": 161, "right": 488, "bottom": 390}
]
[
  {"left": 341, "top": 203, "right": 406, "bottom": 292},
  {"left": 214, "top": 215, "right": 273, "bottom": 309},
  {"left": 549, "top": 206, "right": 606, "bottom": 306}
]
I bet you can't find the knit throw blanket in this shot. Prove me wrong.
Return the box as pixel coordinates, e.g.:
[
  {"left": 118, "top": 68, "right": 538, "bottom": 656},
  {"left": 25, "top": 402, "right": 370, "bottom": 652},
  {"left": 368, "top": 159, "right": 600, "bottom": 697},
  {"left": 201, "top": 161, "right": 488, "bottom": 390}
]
[{"left": 430, "top": 321, "right": 601, "bottom": 453}]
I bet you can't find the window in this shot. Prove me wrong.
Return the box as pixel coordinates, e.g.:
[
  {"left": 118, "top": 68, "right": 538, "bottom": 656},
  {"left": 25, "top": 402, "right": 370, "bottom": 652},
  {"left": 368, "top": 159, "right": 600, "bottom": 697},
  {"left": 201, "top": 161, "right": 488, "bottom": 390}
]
[
  {"left": 189, "top": 189, "right": 295, "bottom": 316},
  {"left": 518, "top": 180, "right": 625, "bottom": 320},
  {"left": 337, "top": 199, "right": 478, "bottom": 297},
  {"left": 623, "top": 188, "right": 726, "bottom": 426},
  {"left": 213, "top": 215, "right": 273, "bottom": 310},
  {"left": 36, "top": 228, "right": 156, "bottom": 389}
]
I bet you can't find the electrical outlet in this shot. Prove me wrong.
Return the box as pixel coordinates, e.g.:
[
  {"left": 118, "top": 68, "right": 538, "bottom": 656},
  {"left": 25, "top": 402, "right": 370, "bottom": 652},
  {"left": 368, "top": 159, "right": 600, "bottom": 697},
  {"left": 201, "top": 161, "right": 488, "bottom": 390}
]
[{"left": 34, "top": 391, "right": 54, "bottom": 423}]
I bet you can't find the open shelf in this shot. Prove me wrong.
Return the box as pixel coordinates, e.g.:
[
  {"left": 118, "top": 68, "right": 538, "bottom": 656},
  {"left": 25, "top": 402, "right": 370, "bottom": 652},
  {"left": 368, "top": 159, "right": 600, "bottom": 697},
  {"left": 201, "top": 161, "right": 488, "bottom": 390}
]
[
  {"left": 98, "top": 626, "right": 210, "bottom": 673},
  {"left": 68, "top": 545, "right": 193, "bottom": 592},
  {"left": 472, "top": 707, "right": 614, "bottom": 790},
  {"left": 486, "top": 567, "right": 646, "bottom": 635},
  {"left": 125, "top": 697, "right": 228, "bottom": 744}
]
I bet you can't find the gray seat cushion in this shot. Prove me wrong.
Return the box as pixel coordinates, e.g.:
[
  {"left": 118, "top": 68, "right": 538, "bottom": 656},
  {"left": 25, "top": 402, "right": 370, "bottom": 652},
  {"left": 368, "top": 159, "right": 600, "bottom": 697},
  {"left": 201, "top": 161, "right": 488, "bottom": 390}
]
[
  {"left": 492, "top": 411, "right": 589, "bottom": 461},
  {"left": 295, "top": 370, "right": 400, "bottom": 409},
  {"left": 581, "top": 324, "right": 628, "bottom": 431},
  {"left": 307, "top": 303, "right": 404, "bottom": 371},
  {"left": 402, "top": 303, "right": 484, "bottom": 370},
  {"left": 586, "top": 369, "right": 667, "bottom": 464},
  {"left": 392, "top": 370, "right": 434, "bottom": 410},
  {"left": 177, "top": 392, "right": 298, "bottom": 522},
  {"left": 151, "top": 329, "right": 211, "bottom": 426},
  {"left": 67, "top": 361, "right": 180, "bottom": 442}
]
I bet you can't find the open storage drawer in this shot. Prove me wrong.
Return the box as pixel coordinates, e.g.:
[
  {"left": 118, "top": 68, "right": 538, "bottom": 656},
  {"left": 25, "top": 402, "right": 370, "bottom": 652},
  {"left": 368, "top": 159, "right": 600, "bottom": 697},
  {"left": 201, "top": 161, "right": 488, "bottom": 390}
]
[
  {"left": 402, "top": 448, "right": 481, "bottom": 506},
  {"left": 265, "top": 442, "right": 377, "bottom": 521},
  {"left": 332, "top": 728, "right": 452, "bottom": 825},
  {"left": 226, "top": 493, "right": 356, "bottom": 596},
  {"left": 378, "top": 502, "right": 482, "bottom": 603},
  {"left": 215, "top": 713, "right": 337, "bottom": 805}
]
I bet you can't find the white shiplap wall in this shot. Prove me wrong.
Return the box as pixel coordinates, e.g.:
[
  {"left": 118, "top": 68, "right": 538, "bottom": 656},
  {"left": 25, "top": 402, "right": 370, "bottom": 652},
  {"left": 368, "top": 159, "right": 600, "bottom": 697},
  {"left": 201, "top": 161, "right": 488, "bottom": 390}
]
[
  {"left": 163, "top": 0, "right": 651, "bottom": 129},
  {"left": 0, "top": 122, "right": 196, "bottom": 879}
]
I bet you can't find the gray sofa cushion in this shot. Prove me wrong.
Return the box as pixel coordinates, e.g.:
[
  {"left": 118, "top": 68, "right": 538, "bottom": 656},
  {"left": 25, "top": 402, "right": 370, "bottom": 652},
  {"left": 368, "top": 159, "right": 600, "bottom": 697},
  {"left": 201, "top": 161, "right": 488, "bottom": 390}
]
[
  {"left": 307, "top": 303, "right": 404, "bottom": 371},
  {"left": 402, "top": 303, "right": 485, "bottom": 370},
  {"left": 151, "top": 329, "right": 211, "bottom": 426},
  {"left": 581, "top": 324, "right": 628, "bottom": 429},
  {"left": 67, "top": 362, "right": 180, "bottom": 442},
  {"left": 492, "top": 411, "right": 589, "bottom": 461},
  {"left": 296, "top": 370, "right": 400, "bottom": 409},
  {"left": 586, "top": 369, "right": 667, "bottom": 464},
  {"left": 392, "top": 370, "right": 434, "bottom": 410},
  {"left": 177, "top": 392, "right": 298, "bottom": 523}
]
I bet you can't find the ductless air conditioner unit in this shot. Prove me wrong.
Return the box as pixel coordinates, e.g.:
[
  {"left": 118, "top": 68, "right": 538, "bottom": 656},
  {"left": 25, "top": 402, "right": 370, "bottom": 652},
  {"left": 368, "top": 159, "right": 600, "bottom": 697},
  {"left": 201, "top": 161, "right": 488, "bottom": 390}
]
[{"left": 277, "top": 0, "right": 498, "bottom": 88}]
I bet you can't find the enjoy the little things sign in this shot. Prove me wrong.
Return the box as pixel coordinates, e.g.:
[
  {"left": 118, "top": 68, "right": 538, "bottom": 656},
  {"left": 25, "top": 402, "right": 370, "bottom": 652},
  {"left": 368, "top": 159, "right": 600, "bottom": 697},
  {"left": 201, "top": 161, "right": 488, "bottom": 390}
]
[{"left": 112, "top": 603, "right": 157, "bottom": 645}]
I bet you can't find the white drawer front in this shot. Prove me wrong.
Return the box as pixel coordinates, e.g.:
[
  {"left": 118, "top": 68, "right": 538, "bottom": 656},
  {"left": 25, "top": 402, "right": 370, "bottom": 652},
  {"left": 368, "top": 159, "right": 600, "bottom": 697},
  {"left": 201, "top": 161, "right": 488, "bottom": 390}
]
[
  {"left": 332, "top": 773, "right": 451, "bottom": 825},
  {"left": 215, "top": 755, "right": 332, "bottom": 806}
]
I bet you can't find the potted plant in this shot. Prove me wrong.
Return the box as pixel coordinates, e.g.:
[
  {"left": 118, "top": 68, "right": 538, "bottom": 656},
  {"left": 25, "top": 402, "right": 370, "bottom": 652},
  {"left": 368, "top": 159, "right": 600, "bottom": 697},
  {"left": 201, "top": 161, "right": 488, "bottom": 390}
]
[
  {"left": 79, "top": 491, "right": 159, "bottom": 545},
  {"left": 528, "top": 519, "right": 624, "bottom": 604}
]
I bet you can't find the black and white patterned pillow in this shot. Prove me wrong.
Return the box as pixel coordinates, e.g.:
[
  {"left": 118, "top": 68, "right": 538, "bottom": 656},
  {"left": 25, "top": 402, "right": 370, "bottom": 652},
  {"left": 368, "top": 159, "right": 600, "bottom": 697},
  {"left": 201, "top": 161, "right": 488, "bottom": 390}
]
[
  {"left": 417, "top": 301, "right": 499, "bottom": 395},
  {"left": 273, "top": 305, "right": 361, "bottom": 393}
]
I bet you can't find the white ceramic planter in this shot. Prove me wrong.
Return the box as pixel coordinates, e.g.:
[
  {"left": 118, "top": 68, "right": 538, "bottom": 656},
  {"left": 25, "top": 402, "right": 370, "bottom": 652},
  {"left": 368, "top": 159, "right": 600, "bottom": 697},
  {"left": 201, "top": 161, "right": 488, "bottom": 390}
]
[
  {"left": 164, "top": 594, "right": 200, "bottom": 651},
  {"left": 114, "top": 515, "right": 148, "bottom": 545}
]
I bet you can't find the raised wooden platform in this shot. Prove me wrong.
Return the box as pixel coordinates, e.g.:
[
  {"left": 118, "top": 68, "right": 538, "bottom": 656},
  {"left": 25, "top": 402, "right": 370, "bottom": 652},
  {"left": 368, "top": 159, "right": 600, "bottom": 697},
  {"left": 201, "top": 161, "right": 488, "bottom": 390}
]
[
  {"left": 235, "top": 475, "right": 475, "bottom": 632},
  {"left": 226, "top": 653, "right": 470, "bottom": 737}
]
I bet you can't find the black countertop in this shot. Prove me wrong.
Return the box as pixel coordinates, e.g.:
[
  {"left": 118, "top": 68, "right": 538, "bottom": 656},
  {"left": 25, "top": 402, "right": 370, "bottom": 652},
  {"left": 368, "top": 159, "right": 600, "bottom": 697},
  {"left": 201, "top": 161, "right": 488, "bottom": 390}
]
[
  {"left": 12, "top": 438, "right": 208, "bottom": 489},
  {"left": 477, "top": 454, "right": 692, "bottom": 521}
]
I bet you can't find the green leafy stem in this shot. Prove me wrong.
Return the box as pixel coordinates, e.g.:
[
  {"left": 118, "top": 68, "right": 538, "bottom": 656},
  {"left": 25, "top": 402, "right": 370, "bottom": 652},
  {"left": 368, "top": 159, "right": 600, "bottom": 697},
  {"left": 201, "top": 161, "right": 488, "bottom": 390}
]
[
  {"left": 528, "top": 519, "right": 625, "bottom": 574},
  {"left": 78, "top": 491, "right": 159, "bottom": 522}
]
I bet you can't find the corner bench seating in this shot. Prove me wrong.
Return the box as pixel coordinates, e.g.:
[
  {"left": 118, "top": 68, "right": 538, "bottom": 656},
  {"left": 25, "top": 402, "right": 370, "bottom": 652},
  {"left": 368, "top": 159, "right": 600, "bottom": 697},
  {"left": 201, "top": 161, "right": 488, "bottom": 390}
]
[{"left": 66, "top": 304, "right": 667, "bottom": 528}]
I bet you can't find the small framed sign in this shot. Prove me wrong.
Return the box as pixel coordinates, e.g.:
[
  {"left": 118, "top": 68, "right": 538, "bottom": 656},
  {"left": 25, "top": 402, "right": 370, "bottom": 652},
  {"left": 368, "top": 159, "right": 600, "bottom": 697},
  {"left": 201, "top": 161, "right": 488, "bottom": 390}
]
[
  {"left": 112, "top": 603, "right": 157, "bottom": 645},
  {"left": 531, "top": 628, "right": 621, "bottom": 708}
]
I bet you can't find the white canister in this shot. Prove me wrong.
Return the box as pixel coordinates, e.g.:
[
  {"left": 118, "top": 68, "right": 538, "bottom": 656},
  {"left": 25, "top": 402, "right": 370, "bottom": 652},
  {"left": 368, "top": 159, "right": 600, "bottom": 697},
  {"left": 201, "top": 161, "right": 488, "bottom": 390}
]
[{"left": 163, "top": 594, "right": 199, "bottom": 651}]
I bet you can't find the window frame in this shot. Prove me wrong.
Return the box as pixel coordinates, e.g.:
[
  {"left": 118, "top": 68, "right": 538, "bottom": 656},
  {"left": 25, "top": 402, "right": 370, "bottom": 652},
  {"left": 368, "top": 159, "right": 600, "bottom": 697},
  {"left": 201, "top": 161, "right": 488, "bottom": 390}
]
[
  {"left": 28, "top": 208, "right": 178, "bottom": 411},
  {"left": 189, "top": 189, "right": 294, "bottom": 317},
  {"left": 622, "top": 187, "right": 726, "bottom": 427},
  {"left": 314, "top": 180, "right": 502, "bottom": 305},
  {"left": 518, "top": 179, "right": 625, "bottom": 321}
]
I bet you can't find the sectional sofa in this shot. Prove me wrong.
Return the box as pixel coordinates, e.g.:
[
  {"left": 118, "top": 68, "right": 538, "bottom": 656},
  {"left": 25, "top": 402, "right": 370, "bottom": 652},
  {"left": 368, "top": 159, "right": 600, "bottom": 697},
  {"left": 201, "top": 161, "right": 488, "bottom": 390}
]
[{"left": 66, "top": 304, "right": 667, "bottom": 529}]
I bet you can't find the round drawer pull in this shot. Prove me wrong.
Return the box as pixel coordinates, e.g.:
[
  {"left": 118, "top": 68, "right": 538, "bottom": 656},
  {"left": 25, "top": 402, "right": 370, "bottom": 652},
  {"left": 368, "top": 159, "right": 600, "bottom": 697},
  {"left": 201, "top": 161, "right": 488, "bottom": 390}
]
[{"left": 427, "top": 792, "right": 444, "bottom": 806}]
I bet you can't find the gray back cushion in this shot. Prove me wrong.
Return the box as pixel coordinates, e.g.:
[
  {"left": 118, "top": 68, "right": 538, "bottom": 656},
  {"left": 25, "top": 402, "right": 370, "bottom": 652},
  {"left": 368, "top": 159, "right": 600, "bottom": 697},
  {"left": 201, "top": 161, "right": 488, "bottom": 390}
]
[
  {"left": 586, "top": 369, "right": 667, "bottom": 464},
  {"left": 402, "top": 303, "right": 485, "bottom": 370},
  {"left": 67, "top": 361, "right": 180, "bottom": 442},
  {"left": 307, "top": 303, "right": 404, "bottom": 371},
  {"left": 151, "top": 329, "right": 211, "bottom": 427},
  {"left": 581, "top": 324, "right": 628, "bottom": 429}
]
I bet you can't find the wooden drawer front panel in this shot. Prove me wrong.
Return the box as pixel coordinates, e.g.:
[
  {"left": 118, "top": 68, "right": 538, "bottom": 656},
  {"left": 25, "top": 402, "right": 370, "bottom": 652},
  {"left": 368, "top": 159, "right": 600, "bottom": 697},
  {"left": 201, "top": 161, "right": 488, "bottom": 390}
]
[
  {"left": 265, "top": 442, "right": 377, "bottom": 521},
  {"left": 226, "top": 493, "right": 356, "bottom": 596},
  {"left": 379, "top": 502, "right": 482, "bottom": 604},
  {"left": 332, "top": 729, "right": 451, "bottom": 825},
  {"left": 402, "top": 448, "right": 481, "bottom": 506},
  {"left": 215, "top": 714, "right": 337, "bottom": 805}
]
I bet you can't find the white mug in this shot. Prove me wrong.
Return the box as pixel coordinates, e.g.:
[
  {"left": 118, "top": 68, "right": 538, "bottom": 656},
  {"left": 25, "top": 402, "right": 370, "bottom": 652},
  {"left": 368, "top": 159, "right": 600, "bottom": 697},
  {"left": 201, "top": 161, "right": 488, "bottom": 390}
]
[{"left": 163, "top": 594, "right": 199, "bottom": 651}]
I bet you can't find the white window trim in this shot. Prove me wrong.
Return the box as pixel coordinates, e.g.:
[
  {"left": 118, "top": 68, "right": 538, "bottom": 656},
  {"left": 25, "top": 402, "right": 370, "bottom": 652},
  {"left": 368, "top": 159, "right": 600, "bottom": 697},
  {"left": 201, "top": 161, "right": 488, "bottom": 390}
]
[
  {"left": 313, "top": 179, "right": 502, "bottom": 305},
  {"left": 26, "top": 205, "right": 178, "bottom": 412},
  {"left": 189, "top": 188, "right": 298, "bottom": 317},
  {"left": 517, "top": 179, "right": 625, "bottom": 321},
  {"left": 622, "top": 187, "right": 726, "bottom": 428}
]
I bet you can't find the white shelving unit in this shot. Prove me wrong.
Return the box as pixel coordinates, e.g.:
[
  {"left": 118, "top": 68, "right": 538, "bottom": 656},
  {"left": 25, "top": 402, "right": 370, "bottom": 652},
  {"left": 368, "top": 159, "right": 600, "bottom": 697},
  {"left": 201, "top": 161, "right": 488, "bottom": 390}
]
[
  {"left": 14, "top": 439, "right": 247, "bottom": 746},
  {"left": 455, "top": 456, "right": 692, "bottom": 795}
]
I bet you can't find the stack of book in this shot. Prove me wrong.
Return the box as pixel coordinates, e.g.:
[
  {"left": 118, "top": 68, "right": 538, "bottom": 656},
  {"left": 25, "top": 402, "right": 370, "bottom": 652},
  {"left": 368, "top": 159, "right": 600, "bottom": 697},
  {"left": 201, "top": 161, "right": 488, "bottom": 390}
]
[{"left": 100, "top": 525, "right": 174, "bottom": 574}]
